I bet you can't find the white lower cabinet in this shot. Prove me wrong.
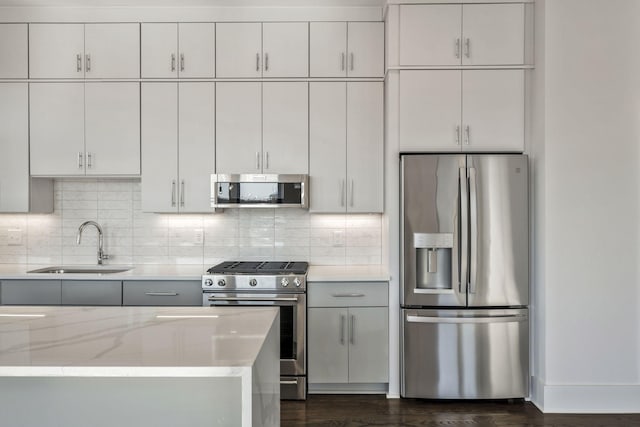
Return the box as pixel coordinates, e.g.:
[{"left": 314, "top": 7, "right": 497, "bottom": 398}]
[
  {"left": 141, "top": 82, "right": 215, "bottom": 213},
  {"left": 309, "top": 82, "right": 383, "bottom": 213},
  {"left": 30, "top": 82, "right": 140, "bottom": 176},
  {"left": 308, "top": 282, "right": 388, "bottom": 392},
  {"left": 0, "top": 83, "right": 52, "bottom": 213}
]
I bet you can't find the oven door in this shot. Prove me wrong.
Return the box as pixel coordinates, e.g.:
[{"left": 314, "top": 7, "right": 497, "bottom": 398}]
[{"left": 203, "top": 292, "right": 306, "bottom": 377}]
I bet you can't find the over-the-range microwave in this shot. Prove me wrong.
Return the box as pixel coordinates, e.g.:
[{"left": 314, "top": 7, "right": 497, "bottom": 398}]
[{"left": 211, "top": 174, "right": 308, "bottom": 209}]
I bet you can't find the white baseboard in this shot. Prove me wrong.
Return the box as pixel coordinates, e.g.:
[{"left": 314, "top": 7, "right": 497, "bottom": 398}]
[{"left": 537, "top": 382, "right": 640, "bottom": 413}]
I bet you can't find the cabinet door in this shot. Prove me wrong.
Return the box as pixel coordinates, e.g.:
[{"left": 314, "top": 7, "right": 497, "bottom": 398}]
[
  {"left": 262, "top": 82, "right": 308, "bottom": 174},
  {"left": 85, "top": 23, "right": 140, "bottom": 78},
  {"left": 216, "top": 23, "right": 262, "bottom": 78},
  {"left": 1, "top": 280, "right": 61, "bottom": 305},
  {"left": 399, "top": 70, "right": 462, "bottom": 152},
  {"left": 462, "top": 70, "right": 524, "bottom": 152},
  {"left": 346, "top": 82, "right": 383, "bottom": 213},
  {"left": 309, "top": 82, "right": 346, "bottom": 213},
  {"left": 216, "top": 83, "right": 262, "bottom": 174},
  {"left": 141, "top": 83, "right": 178, "bottom": 213},
  {"left": 179, "top": 82, "right": 215, "bottom": 212},
  {"left": 0, "top": 84, "right": 29, "bottom": 212},
  {"left": 85, "top": 83, "right": 141, "bottom": 175},
  {"left": 0, "top": 24, "right": 28, "bottom": 78},
  {"left": 29, "top": 24, "right": 85, "bottom": 78},
  {"left": 308, "top": 307, "right": 349, "bottom": 383},
  {"left": 348, "top": 307, "right": 389, "bottom": 383},
  {"left": 122, "top": 280, "right": 202, "bottom": 306},
  {"left": 61, "top": 280, "right": 122, "bottom": 306},
  {"left": 347, "top": 22, "right": 384, "bottom": 78},
  {"left": 399, "top": 5, "right": 462, "bottom": 66},
  {"left": 310, "top": 22, "right": 347, "bottom": 77},
  {"left": 141, "top": 23, "right": 178, "bottom": 78},
  {"left": 30, "top": 83, "right": 85, "bottom": 176},
  {"left": 178, "top": 23, "right": 215, "bottom": 78},
  {"left": 262, "top": 23, "right": 308, "bottom": 78},
  {"left": 462, "top": 4, "right": 525, "bottom": 66}
]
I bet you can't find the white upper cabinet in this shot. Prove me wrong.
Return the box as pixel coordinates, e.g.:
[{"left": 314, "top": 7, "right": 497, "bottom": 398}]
[
  {"left": 262, "top": 82, "right": 308, "bottom": 174},
  {"left": 141, "top": 83, "right": 215, "bottom": 213},
  {"left": 0, "top": 84, "right": 29, "bottom": 211},
  {"left": 216, "top": 82, "right": 308, "bottom": 175},
  {"left": 0, "top": 24, "right": 28, "bottom": 78},
  {"left": 262, "top": 23, "right": 308, "bottom": 78},
  {"left": 310, "top": 22, "right": 384, "bottom": 77},
  {"left": 310, "top": 82, "right": 383, "bottom": 213},
  {"left": 461, "top": 70, "right": 524, "bottom": 152},
  {"left": 216, "top": 82, "right": 262, "bottom": 173},
  {"left": 216, "top": 22, "right": 308, "bottom": 78},
  {"left": 399, "top": 70, "right": 524, "bottom": 152},
  {"left": 30, "top": 82, "right": 141, "bottom": 176},
  {"left": 141, "top": 23, "right": 215, "bottom": 78},
  {"left": 399, "top": 3, "right": 524, "bottom": 66},
  {"left": 30, "top": 23, "right": 139, "bottom": 78}
]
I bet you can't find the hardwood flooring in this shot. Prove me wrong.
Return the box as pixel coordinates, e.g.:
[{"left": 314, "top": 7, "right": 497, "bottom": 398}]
[{"left": 281, "top": 395, "right": 640, "bottom": 427}]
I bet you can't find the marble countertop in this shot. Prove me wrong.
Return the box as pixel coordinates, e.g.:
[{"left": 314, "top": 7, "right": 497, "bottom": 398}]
[
  {"left": 0, "top": 305, "right": 279, "bottom": 377},
  {"left": 0, "top": 264, "right": 390, "bottom": 282},
  {"left": 307, "top": 265, "right": 390, "bottom": 282}
]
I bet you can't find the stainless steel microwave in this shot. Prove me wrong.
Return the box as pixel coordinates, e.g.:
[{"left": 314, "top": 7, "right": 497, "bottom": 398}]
[{"left": 211, "top": 174, "right": 308, "bottom": 209}]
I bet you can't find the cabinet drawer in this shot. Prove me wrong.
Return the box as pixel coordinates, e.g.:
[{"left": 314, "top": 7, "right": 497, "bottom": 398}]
[
  {"left": 61, "top": 280, "right": 122, "bottom": 306},
  {"left": 308, "top": 282, "right": 387, "bottom": 307},
  {"left": 123, "top": 280, "right": 201, "bottom": 306},
  {"left": 1, "top": 280, "right": 61, "bottom": 305}
]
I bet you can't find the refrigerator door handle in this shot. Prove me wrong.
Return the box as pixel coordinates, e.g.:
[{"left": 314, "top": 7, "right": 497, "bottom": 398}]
[
  {"left": 459, "top": 167, "right": 469, "bottom": 294},
  {"left": 469, "top": 167, "right": 478, "bottom": 294},
  {"left": 406, "top": 314, "right": 528, "bottom": 324}
]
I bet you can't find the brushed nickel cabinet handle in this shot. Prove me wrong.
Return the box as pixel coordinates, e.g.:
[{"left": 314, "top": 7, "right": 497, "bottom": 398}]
[
  {"left": 350, "top": 52, "right": 354, "bottom": 71},
  {"left": 265, "top": 53, "right": 269, "bottom": 71},
  {"left": 256, "top": 53, "right": 260, "bottom": 72},
  {"left": 145, "top": 292, "right": 179, "bottom": 296},
  {"left": 180, "top": 180, "right": 185, "bottom": 207},
  {"left": 341, "top": 52, "right": 345, "bottom": 71},
  {"left": 171, "top": 54, "right": 176, "bottom": 72},
  {"left": 171, "top": 180, "right": 176, "bottom": 207},
  {"left": 85, "top": 54, "right": 91, "bottom": 72},
  {"left": 180, "top": 53, "right": 185, "bottom": 72},
  {"left": 350, "top": 314, "right": 355, "bottom": 345},
  {"left": 464, "top": 38, "right": 470, "bottom": 58},
  {"left": 456, "top": 125, "right": 461, "bottom": 145},
  {"left": 465, "top": 125, "right": 470, "bottom": 145},
  {"left": 455, "top": 38, "right": 461, "bottom": 59},
  {"left": 77, "top": 152, "right": 83, "bottom": 169},
  {"left": 76, "top": 54, "right": 82, "bottom": 72},
  {"left": 340, "top": 314, "right": 346, "bottom": 345},
  {"left": 87, "top": 152, "right": 92, "bottom": 169}
]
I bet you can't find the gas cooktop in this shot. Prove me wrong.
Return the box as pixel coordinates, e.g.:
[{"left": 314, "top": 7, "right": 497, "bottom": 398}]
[{"left": 206, "top": 261, "right": 309, "bottom": 275}]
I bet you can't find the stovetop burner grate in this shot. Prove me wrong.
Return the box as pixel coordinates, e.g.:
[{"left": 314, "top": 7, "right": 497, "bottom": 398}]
[{"left": 206, "top": 261, "right": 309, "bottom": 275}]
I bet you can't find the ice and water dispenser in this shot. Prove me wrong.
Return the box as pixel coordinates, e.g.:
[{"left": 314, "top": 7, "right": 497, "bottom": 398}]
[{"left": 414, "top": 233, "right": 453, "bottom": 290}]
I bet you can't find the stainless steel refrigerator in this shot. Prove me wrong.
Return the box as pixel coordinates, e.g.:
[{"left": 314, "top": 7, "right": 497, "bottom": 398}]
[{"left": 400, "top": 154, "right": 529, "bottom": 399}]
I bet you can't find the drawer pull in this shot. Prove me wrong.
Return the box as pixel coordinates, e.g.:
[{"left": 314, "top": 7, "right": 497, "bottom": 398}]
[
  {"left": 331, "top": 293, "right": 365, "bottom": 298},
  {"left": 145, "top": 292, "right": 179, "bottom": 296}
]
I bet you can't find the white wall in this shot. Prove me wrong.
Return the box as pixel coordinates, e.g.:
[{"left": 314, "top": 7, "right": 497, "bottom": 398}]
[{"left": 534, "top": 0, "right": 640, "bottom": 412}]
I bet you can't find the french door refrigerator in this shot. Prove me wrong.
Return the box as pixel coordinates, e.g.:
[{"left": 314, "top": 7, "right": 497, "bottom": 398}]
[{"left": 400, "top": 154, "right": 529, "bottom": 399}]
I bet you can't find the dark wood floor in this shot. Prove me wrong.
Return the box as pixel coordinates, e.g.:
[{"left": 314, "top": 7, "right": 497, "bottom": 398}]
[{"left": 281, "top": 395, "right": 640, "bottom": 427}]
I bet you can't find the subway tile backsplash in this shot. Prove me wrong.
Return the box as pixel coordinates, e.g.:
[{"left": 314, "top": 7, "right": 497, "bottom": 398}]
[{"left": 0, "top": 179, "right": 382, "bottom": 266}]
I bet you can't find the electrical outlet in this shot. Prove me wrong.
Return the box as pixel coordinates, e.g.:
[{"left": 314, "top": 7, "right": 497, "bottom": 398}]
[
  {"left": 7, "top": 229, "right": 22, "bottom": 246},
  {"left": 332, "top": 230, "right": 345, "bottom": 247},
  {"left": 194, "top": 228, "right": 204, "bottom": 245}
]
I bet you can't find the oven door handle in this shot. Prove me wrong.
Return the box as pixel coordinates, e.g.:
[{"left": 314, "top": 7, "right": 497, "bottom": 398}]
[{"left": 207, "top": 296, "right": 299, "bottom": 302}]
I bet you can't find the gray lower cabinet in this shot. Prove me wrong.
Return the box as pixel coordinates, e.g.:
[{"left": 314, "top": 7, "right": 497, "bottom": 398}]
[
  {"left": 61, "top": 280, "right": 122, "bottom": 306},
  {"left": 308, "top": 281, "right": 388, "bottom": 387},
  {"left": 0, "top": 279, "right": 61, "bottom": 305},
  {"left": 122, "top": 280, "right": 201, "bottom": 306}
]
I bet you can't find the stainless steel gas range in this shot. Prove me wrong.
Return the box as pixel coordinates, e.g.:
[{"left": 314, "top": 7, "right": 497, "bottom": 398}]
[{"left": 202, "top": 261, "right": 308, "bottom": 400}]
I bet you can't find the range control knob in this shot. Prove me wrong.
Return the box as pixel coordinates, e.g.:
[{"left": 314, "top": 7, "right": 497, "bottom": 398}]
[
  {"left": 280, "top": 278, "right": 289, "bottom": 287},
  {"left": 204, "top": 278, "right": 214, "bottom": 287},
  {"left": 249, "top": 279, "right": 258, "bottom": 287},
  {"left": 294, "top": 277, "right": 302, "bottom": 287},
  {"left": 217, "top": 279, "right": 226, "bottom": 287}
]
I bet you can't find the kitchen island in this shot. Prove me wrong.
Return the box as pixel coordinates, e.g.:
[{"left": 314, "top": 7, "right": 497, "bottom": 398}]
[{"left": 0, "top": 305, "right": 280, "bottom": 427}]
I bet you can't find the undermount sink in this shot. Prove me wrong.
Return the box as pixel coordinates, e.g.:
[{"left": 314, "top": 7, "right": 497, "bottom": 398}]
[{"left": 28, "top": 266, "right": 132, "bottom": 274}]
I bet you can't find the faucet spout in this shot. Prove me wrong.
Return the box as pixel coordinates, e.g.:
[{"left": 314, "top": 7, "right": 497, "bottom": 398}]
[{"left": 76, "top": 221, "right": 109, "bottom": 265}]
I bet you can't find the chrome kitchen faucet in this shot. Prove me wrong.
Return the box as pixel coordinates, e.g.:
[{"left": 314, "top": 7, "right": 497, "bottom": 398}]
[{"left": 76, "top": 221, "right": 109, "bottom": 265}]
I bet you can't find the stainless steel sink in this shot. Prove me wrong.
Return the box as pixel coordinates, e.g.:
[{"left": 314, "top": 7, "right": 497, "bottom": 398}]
[{"left": 27, "top": 266, "right": 132, "bottom": 274}]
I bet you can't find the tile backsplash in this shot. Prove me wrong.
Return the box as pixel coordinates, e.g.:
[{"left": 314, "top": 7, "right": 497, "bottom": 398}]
[{"left": 0, "top": 179, "right": 382, "bottom": 266}]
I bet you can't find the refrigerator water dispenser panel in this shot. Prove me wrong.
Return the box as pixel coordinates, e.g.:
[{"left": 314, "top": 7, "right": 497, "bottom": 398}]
[{"left": 414, "top": 233, "right": 453, "bottom": 291}]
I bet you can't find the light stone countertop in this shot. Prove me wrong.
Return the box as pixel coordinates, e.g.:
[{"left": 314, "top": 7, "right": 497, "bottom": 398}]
[
  {"left": 307, "top": 265, "right": 390, "bottom": 282},
  {"left": 0, "top": 264, "right": 390, "bottom": 282},
  {"left": 0, "top": 305, "right": 279, "bottom": 377},
  {"left": 0, "top": 264, "right": 206, "bottom": 281}
]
